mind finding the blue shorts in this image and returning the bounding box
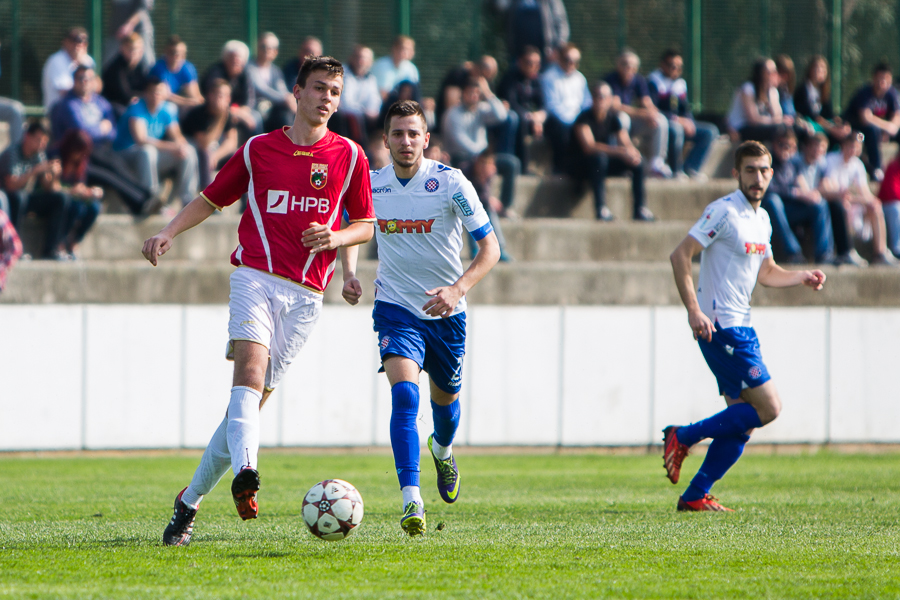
[698,325,771,399]
[372,301,466,394]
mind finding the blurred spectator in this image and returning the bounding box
[774,54,814,140]
[726,58,788,143]
[102,32,149,117]
[540,43,591,172]
[378,80,420,132]
[149,35,203,109]
[0,121,71,259]
[181,79,239,189]
[822,131,897,266]
[569,82,652,221]
[498,45,546,173]
[371,35,420,100]
[793,55,851,145]
[423,138,451,165]
[476,55,519,158]
[442,77,521,215]
[648,49,719,179]
[105,0,154,69]
[57,129,102,259]
[113,77,199,210]
[42,27,95,112]
[842,62,900,181]
[760,130,834,264]
[282,36,323,87]
[203,40,262,141]
[496,0,569,64]
[462,151,513,261]
[876,150,900,259]
[0,48,25,148]
[247,32,296,132]
[334,45,382,147]
[435,61,475,135]
[0,206,22,292]
[604,48,671,177]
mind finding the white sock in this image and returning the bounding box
[430,437,452,460]
[182,416,231,509]
[226,386,263,476]
[401,485,423,510]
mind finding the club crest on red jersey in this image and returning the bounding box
[311,163,328,189]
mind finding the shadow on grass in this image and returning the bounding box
[228,551,292,559]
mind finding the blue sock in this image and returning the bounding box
[682,433,750,502]
[431,399,460,447]
[677,403,762,447]
[390,382,420,489]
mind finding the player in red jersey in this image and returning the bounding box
[142,56,375,546]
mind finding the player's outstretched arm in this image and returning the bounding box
[757,255,826,290]
[424,231,501,319]
[141,195,217,266]
[670,234,714,342]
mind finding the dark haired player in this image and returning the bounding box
[143,56,375,545]
[665,141,826,511]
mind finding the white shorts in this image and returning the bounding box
[226,267,323,391]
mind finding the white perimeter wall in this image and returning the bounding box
[2,305,898,451]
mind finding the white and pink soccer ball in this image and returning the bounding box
[301,479,364,541]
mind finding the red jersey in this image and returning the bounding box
[201,128,375,292]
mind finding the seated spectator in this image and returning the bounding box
[149,35,203,109]
[498,45,546,174]
[203,40,262,141]
[648,49,719,179]
[102,32,149,117]
[462,151,512,261]
[181,78,239,189]
[540,43,591,172]
[378,80,420,133]
[442,77,521,215]
[876,151,900,259]
[247,32,295,132]
[842,62,900,181]
[760,130,834,264]
[0,205,22,292]
[726,58,789,143]
[604,48,670,177]
[794,55,851,145]
[57,129,102,259]
[569,81,653,221]
[334,45,382,147]
[371,35,420,100]
[282,36,323,87]
[0,121,71,259]
[0,48,25,147]
[113,77,199,210]
[42,27,95,112]
[476,54,519,158]
[434,61,475,135]
[822,131,897,266]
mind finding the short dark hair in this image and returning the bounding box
[383,100,427,134]
[873,62,892,76]
[25,119,49,137]
[295,55,344,88]
[73,64,93,78]
[775,128,797,145]
[144,76,165,88]
[166,35,184,49]
[805,132,829,146]
[206,78,232,94]
[519,45,541,59]
[734,140,772,170]
[660,48,681,63]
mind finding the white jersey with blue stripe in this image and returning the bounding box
[371,158,492,320]
[688,189,772,329]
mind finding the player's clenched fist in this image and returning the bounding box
[142,233,173,266]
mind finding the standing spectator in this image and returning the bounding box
[105,0,154,69]
[282,36,323,86]
[442,77,521,215]
[822,131,897,266]
[57,129,102,259]
[203,41,262,141]
[42,27,95,112]
[247,32,295,132]
[335,45,382,147]
[0,205,22,292]
[726,58,788,143]
[371,35,420,100]
[540,43,591,172]
[604,49,670,178]
[793,55,851,144]
[569,81,653,221]
[180,79,238,189]
[113,77,199,210]
[648,49,719,179]
[842,62,900,181]
[149,35,203,109]
[0,47,25,148]
[877,151,900,259]
[498,45,546,173]
[497,0,569,64]
[761,130,834,264]
[0,121,70,259]
[102,32,149,117]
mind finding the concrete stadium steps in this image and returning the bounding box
[5,258,900,307]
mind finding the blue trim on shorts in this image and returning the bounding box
[698,325,771,399]
[470,222,493,241]
[372,300,466,394]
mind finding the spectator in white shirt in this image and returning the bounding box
[371,35,420,100]
[540,43,591,172]
[42,27,96,112]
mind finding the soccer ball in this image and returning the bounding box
[302,479,364,541]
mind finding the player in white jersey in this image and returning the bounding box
[664,141,826,511]
[342,100,500,535]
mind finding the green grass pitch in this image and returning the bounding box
[1,449,899,599]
